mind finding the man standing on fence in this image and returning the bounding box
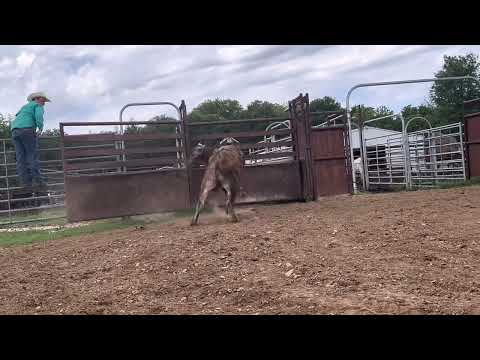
[10,91,50,191]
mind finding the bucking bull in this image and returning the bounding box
[189,139,244,226]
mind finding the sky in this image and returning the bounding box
[1,45,479,133]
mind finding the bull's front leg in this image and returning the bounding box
[191,178,216,226]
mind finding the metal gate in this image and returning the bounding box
[289,93,352,199]
[408,123,466,187]
[363,130,407,188]
[346,75,478,192]
[362,122,466,190]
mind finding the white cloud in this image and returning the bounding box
[66,63,108,97]
[16,52,36,69]
[0,45,479,132]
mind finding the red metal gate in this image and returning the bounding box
[310,126,353,197]
[289,93,352,199]
[464,98,480,178]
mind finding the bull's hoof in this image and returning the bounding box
[230,217,239,223]
[190,221,198,226]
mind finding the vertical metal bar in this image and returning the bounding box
[430,131,437,185]
[176,124,181,168]
[357,114,364,189]
[305,94,316,200]
[439,129,444,179]
[414,133,419,186]
[59,124,67,218]
[459,122,466,181]
[399,114,410,189]
[120,126,126,173]
[3,140,12,225]
[343,117,353,194]
[387,137,392,184]
[180,101,194,207]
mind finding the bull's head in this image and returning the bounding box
[190,142,211,165]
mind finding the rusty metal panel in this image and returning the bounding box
[465,112,480,178]
[189,161,302,207]
[312,159,351,196]
[65,169,189,222]
[289,93,314,201]
[310,126,346,159]
[310,127,351,197]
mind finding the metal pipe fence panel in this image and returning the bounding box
[0,136,66,227]
[363,132,407,187]
[408,123,465,187]
[360,123,466,190]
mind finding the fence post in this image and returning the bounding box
[357,111,368,191]
[342,114,354,194]
[288,93,315,201]
[2,140,12,225]
[180,100,194,207]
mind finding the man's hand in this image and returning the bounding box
[36,129,43,136]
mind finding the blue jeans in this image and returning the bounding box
[11,128,43,187]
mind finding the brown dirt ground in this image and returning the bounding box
[1,186,480,315]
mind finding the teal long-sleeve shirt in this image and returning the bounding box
[10,100,44,131]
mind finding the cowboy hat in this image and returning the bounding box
[27,91,51,102]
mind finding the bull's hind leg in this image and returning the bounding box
[222,188,229,215]
[223,178,239,223]
[191,178,216,226]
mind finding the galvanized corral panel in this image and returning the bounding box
[65,169,190,222]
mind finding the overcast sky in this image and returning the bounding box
[1,45,479,132]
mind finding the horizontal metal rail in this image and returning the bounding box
[0,215,66,227]
[0,203,65,214]
[62,121,181,127]
[0,182,64,192]
[0,194,65,204]
[187,116,291,126]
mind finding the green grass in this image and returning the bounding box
[0,204,211,248]
[0,208,67,227]
[0,217,145,248]
[433,177,480,189]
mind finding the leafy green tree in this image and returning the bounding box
[350,105,402,131]
[401,104,436,132]
[187,99,245,144]
[429,53,480,124]
[0,113,13,139]
[308,96,344,126]
[239,100,288,132]
[242,100,287,119]
[188,98,244,122]
[371,106,401,131]
[309,96,343,113]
